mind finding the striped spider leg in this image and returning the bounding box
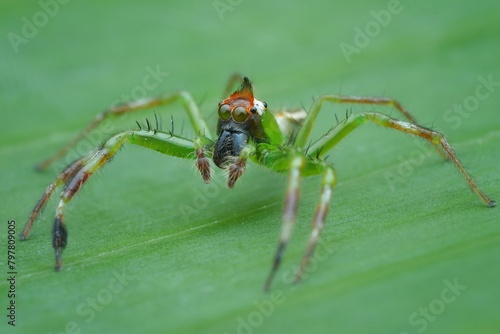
[263,92,496,290]
[21,131,212,270]
[295,95,496,207]
[21,90,214,270]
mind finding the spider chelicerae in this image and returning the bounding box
[20,75,495,290]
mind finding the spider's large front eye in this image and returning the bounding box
[218,104,231,120]
[233,106,248,122]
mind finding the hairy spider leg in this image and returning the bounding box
[19,155,92,241]
[264,154,305,291]
[309,112,496,207]
[36,91,212,171]
[295,95,447,158]
[23,129,205,270]
[257,147,337,290]
[294,165,336,284]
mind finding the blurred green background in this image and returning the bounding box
[1,0,499,333]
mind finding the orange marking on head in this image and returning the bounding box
[229,77,254,102]
[219,77,255,116]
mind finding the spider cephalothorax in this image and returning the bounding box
[21,75,495,291]
[213,77,268,168]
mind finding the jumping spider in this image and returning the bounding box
[20,75,495,290]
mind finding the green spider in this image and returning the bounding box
[20,75,495,290]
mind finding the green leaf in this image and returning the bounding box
[1,1,498,334]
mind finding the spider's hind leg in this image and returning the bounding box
[264,154,305,291]
[294,165,336,284]
[295,94,448,159]
[36,91,211,171]
[263,155,336,290]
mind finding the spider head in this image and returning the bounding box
[213,77,268,168]
[216,77,267,126]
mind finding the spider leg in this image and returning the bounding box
[23,129,203,270]
[264,154,305,291]
[309,112,495,207]
[36,91,212,171]
[294,166,336,284]
[19,155,91,241]
[295,94,447,159]
[51,147,117,270]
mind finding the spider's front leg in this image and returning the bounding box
[21,129,206,270]
[19,155,91,241]
[309,112,496,207]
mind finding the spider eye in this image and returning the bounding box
[233,106,248,122]
[263,102,267,109]
[218,104,231,120]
